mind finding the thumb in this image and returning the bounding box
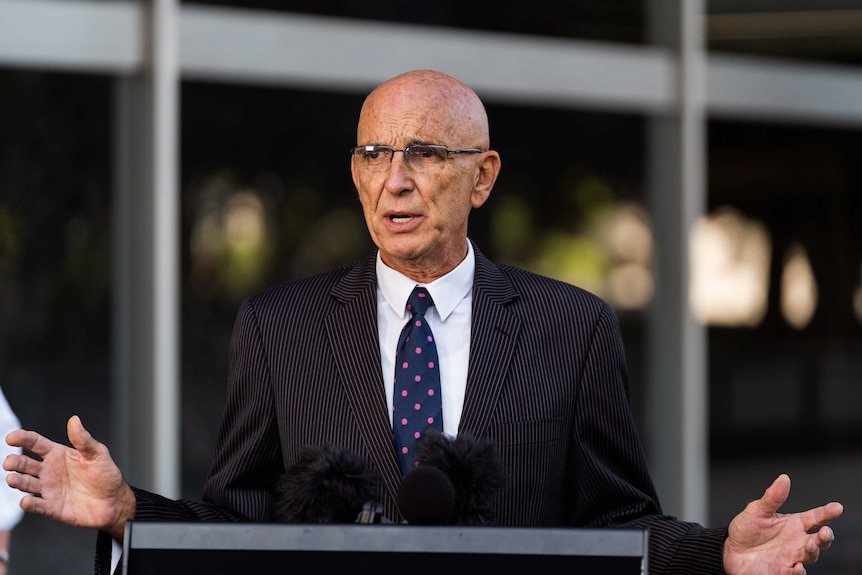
[67,415,100,458]
[758,473,791,515]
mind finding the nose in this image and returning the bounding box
[383,151,415,193]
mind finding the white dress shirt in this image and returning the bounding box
[375,241,475,437]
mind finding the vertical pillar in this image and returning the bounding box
[112,0,180,498]
[646,0,708,523]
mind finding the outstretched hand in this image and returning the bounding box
[4,415,136,541]
[724,474,843,575]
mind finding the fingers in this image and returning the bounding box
[8,417,103,461]
[757,473,792,515]
[5,452,44,496]
[19,494,51,517]
[802,535,821,563]
[5,428,55,458]
[798,501,844,532]
[815,526,835,551]
[795,527,835,568]
[6,465,42,496]
[66,415,101,458]
[3,453,42,478]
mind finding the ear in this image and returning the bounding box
[470,151,501,209]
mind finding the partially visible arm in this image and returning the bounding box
[0,389,23,574]
[0,529,10,575]
[0,387,24,534]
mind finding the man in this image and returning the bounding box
[4,70,843,574]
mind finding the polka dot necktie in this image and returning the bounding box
[393,286,443,476]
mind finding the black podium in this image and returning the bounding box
[123,521,648,574]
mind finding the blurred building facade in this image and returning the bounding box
[1,1,861,573]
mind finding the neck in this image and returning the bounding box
[382,243,470,284]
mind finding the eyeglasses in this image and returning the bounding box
[350,144,482,173]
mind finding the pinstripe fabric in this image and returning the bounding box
[100,244,727,575]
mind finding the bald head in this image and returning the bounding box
[358,70,491,151]
[351,69,501,282]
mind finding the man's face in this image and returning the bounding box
[351,81,497,282]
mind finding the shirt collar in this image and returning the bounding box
[376,241,475,322]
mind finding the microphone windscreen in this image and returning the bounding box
[397,465,456,525]
[275,444,380,523]
[415,431,505,525]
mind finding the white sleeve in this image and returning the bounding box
[0,388,24,530]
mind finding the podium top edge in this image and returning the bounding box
[125,521,648,557]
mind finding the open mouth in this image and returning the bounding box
[389,215,413,223]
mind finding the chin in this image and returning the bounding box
[378,237,429,261]
[382,248,426,268]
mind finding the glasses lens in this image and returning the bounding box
[353,146,393,171]
[405,145,447,171]
[352,145,456,172]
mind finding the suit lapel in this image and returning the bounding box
[459,247,523,439]
[324,254,403,505]
[322,247,522,502]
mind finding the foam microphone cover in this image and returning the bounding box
[415,431,505,525]
[275,444,380,523]
[397,465,456,525]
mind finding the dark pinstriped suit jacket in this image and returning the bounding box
[101,246,728,575]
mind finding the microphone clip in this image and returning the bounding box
[355,501,392,524]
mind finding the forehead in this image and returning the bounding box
[357,82,463,145]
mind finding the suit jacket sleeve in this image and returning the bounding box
[131,295,283,523]
[570,300,726,574]
[94,296,285,575]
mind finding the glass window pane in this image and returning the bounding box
[707,119,862,453]
[707,118,862,574]
[0,68,112,575]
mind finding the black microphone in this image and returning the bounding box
[413,431,505,525]
[274,444,381,523]
[397,465,457,525]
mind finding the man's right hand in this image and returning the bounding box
[4,415,136,541]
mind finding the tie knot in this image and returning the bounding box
[406,287,434,316]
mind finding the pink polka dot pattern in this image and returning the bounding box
[392,286,442,476]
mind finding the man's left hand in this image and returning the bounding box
[723,474,843,575]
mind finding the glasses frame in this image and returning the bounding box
[350,144,483,172]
